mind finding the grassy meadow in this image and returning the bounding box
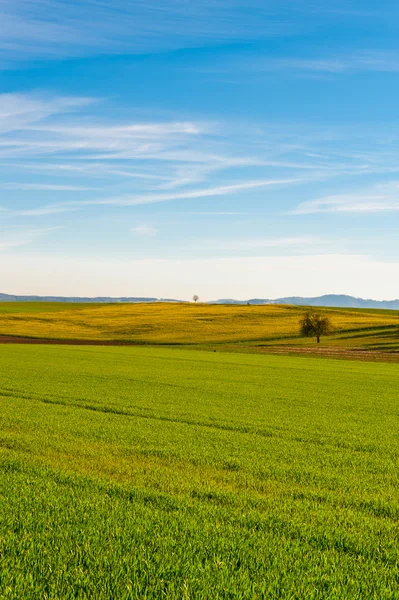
[1,344,398,598]
[0,301,398,350]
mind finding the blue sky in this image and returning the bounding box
[1,0,399,299]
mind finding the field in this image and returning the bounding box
[0,302,398,351]
[1,344,398,599]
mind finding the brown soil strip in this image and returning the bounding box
[255,345,399,363]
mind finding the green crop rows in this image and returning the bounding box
[0,345,398,599]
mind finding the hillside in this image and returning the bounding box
[0,293,168,303]
[0,301,397,351]
[213,294,399,309]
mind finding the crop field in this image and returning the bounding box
[1,344,398,599]
[0,303,88,315]
[0,302,398,350]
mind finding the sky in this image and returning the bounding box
[1,0,399,300]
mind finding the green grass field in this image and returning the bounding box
[1,344,398,599]
[0,302,89,314]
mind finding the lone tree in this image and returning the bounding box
[299,311,332,344]
[192,295,199,303]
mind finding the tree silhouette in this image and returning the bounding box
[299,311,332,344]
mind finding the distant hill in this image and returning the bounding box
[0,293,178,304]
[211,294,399,309]
[1,292,399,309]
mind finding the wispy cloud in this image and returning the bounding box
[4,92,399,225]
[29,122,204,138]
[4,94,345,217]
[0,1,307,64]
[59,176,312,210]
[130,225,158,237]
[187,211,247,215]
[0,93,258,192]
[0,93,92,134]
[0,93,231,195]
[0,205,76,217]
[292,182,399,214]
[201,49,399,79]
[219,236,330,250]
[254,52,399,75]
[9,176,310,217]
[5,162,175,183]
[0,225,61,250]
[2,182,97,191]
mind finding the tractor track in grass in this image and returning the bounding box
[0,335,137,346]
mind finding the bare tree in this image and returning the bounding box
[192,295,199,303]
[299,311,332,344]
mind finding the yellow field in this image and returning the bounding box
[0,302,397,348]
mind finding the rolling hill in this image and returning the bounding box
[0,301,397,352]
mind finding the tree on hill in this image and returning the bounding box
[299,311,332,344]
[192,295,199,303]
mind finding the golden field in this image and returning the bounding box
[0,301,397,349]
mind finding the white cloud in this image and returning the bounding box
[25,176,311,214]
[187,211,247,215]
[29,122,204,138]
[0,92,269,194]
[292,182,399,214]
[0,205,77,217]
[0,93,208,164]
[130,225,158,237]
[0,93,92,134]
[5,162,174,183]
[3,94,327,218]
[219,236,330,250]
[255,53,399,74]
[0,226,61,250]
[0,1,301,64]
[4,92,399,226]
[0,175,312,219]
[87,177,306,205]
[2,182,97,191]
